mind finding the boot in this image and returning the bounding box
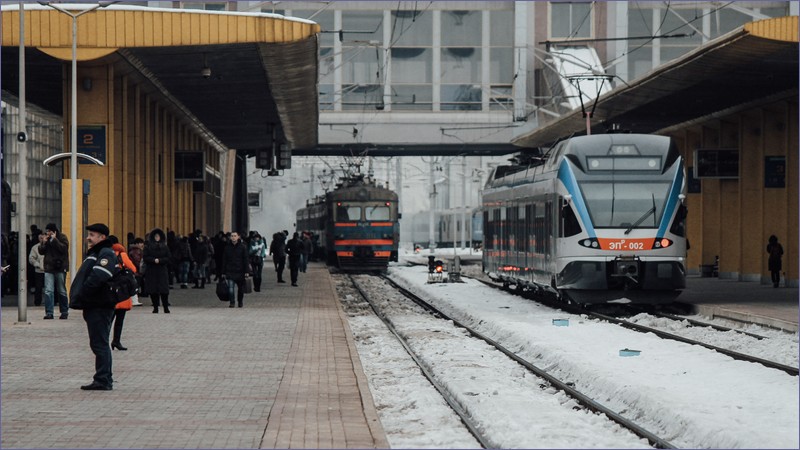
[254,279,261,292]
[163,300,171,314]
[200,278,205,289]
[152,297,160,313]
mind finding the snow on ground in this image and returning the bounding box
[344,275,650,449]
[334,281,480,449]
[626,312,799,367]
[341,259,798,449]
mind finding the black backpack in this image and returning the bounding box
[107,254,139,303]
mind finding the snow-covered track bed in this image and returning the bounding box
[474,277,799,375]
[386,265,799,448]
[341,273,659,448]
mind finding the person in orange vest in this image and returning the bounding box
[108,235,137,350]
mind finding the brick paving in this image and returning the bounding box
[1,263,387,449]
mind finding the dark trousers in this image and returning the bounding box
[289,259,300,284]
[32,272,44,306]
[274,257,286,281]
[251,260,263,291]
[151,293,170,309]
[82,308,115,387]
[112,309,126,343]
[771,270,781,286]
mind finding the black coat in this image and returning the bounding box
[68,239,118,310]
[222,240,250,282]
[143,228,171,295]
[286,238,303,264]
[38,231,69,273]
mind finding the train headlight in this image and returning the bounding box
[579,238,600,249]
[653,238,673,249]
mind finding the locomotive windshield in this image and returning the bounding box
[581,181,670,228]
[365,206,390,221]
[335,203,393,221]
[335,205,362,221]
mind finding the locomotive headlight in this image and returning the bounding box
[653,238,673,249]
[579,238,600,248]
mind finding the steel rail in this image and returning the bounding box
[380,274,676,449]
[472,277,799,377]
[346,275,495,449]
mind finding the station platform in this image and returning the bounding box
[679,275,799,333]
[0,263,388,449]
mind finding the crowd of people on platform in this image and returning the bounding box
[0,221,320,391]
[2,223,322,323]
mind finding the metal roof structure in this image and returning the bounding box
[1,4,320,152]
[513,16,799,149]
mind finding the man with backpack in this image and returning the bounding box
[68,223,119,391]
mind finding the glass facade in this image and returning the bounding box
[286,6,514,113]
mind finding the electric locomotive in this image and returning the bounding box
[296,174,399,272]
[482,134,687,303]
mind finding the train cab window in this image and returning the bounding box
[365,205,390,221]
[560,200,582,237]
[669,204,687,237]
[336,205,362,221]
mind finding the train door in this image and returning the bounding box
[499,206,507,267]
[516,203,525,271]
[507,204,517,268]
[545,199,554,272]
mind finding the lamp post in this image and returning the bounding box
[40,2,113,281]
[17,1,29,323]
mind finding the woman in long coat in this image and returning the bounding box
[143,228,171,313]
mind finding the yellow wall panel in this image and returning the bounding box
[739,110,764,278]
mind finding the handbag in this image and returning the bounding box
[115,297,133,311]
[216,279,230,302]
[107,255,139,304]
[242,276,253,294]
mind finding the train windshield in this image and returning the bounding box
[580,181,670,228]
[365,206,390,221]
[335,205,362,221]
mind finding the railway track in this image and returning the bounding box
[472,277,799,376]
[347,273,676,448]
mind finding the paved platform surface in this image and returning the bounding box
[1,263,388,449]
[680,275,798,332]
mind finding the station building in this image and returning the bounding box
[1,2,797,286]
[1,3,319,252]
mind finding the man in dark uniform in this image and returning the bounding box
[68,223,118,391]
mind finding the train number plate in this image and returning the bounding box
[597,238,653,251]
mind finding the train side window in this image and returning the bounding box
[560,200,582,237]
[669,204,687,237]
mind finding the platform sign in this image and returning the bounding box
[693,148,739,179]
[764,156,786,188]
[175,151,205,181]
[77,125,106,164]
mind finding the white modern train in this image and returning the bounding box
[481,134,687,304]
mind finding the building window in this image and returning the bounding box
[442,10,481,46]
[489,8,514,112]
[390,10,433,110]
[247,192,261,208]
[549,2,593,39]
